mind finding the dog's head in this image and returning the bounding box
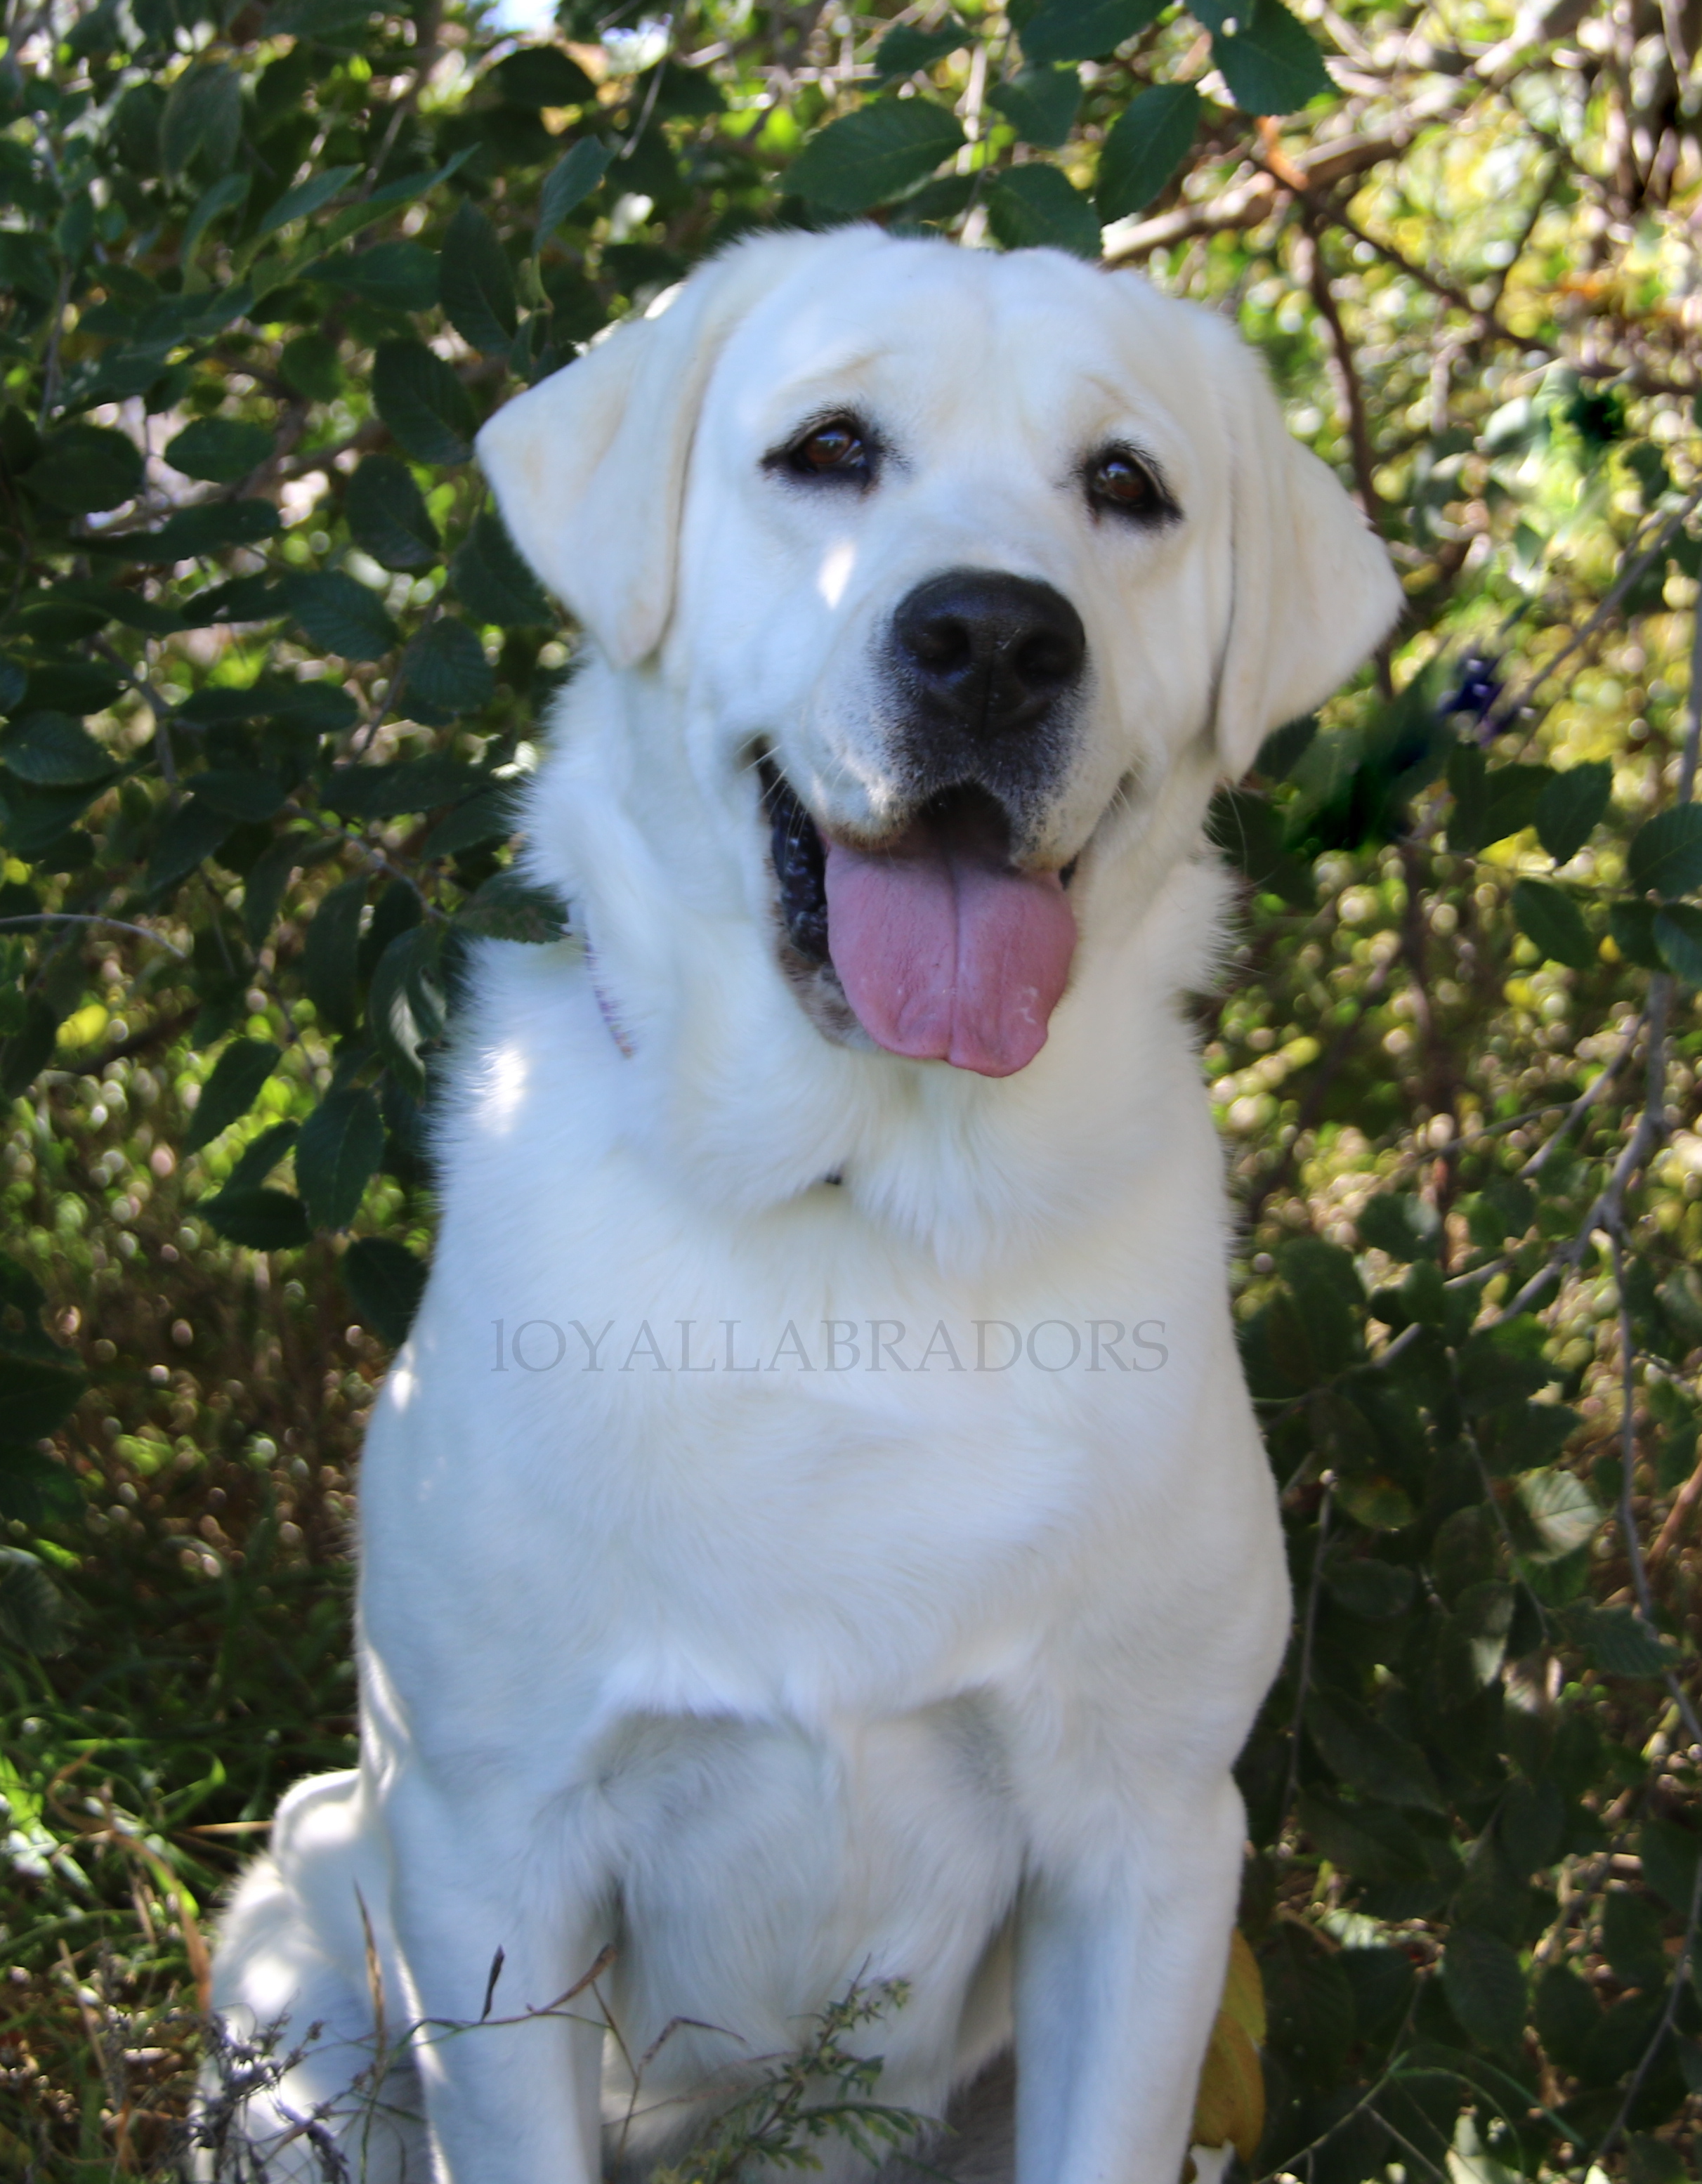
[480,230,1399,1081]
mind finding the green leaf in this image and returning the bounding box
[185,1039,281,1154]
[200,1184,310,1250]
[1210,0,1333,116]
[1333,1474,1415,1531]
[0,712,114,786]
[1456,1330,1550,1415]
[440,199,519,354]
[424,783,521,858]
[0,230,56,299]
[343,1236,428,1347]
[455,868,569,943]
[346,455,440,571]
[1095,84,1201,220]
[986,65,1082,149]
[1571,1603,1675,1678]
[116,501,283,562]
[1442,1927,1526,2055]
[1639,1818,1701,1916]
[1534,759,1611,864]
[1306,1690,1444,1811]
[1627,802,1702,898]
[302,241,438,312]
[1479,1401,1579,1476]
[267,0,374,37]
[160,62,242,177]
[1609,896,1664,969]
[189,767,287,821]
[178,679,356,733]
[1511,878,1592,969]
[1262,1921,1358,2073]
[787,100,967,213]
[985,165,1100,258]
[0,1546,64,1654]
[372,338,476,465]
[537,139,616,247]
[256,163,362,238]
[1321,1557,1415,1619]
[284,570,398,662]
[216,1120,300,1197]
[146,795,235,893]
[1020,0,1160,65]
[301,874,367,1034]
[1654,901,1702,985]
[181,171,251,263]
[368,924,447,1095]
[321,754,487,819]
[0,995,57,1099]
[24,424,144,515]
[1601,1890,1667,1991]
[451,513,552,627]
[1517,1468,1599,1562]
[0,1347,86,1438]
[1356,1191,1439,1262]
[242,835,315,948]
[280,332,344,403]
[164,417,274,484]
[874,18,971,79]
[401,618,494,715]
[492,46,598,105]
[295,1085,384,1231]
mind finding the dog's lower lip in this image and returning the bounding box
[761,759,831,963]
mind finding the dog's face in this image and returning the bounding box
[479,230,1399,1079]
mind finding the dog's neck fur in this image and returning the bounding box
[512,656,1233,1276]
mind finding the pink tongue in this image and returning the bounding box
[823,808,1076,1078]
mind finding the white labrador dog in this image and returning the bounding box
[207,228,1398,2184]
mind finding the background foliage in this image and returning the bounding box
[0,0,1700,2176]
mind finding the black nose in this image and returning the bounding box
[891,570,1086,737]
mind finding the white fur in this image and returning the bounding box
[209,229,1399,2184]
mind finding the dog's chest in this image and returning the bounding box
[593,1697,1023,2111]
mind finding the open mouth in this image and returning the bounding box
[759,759,1079,1079]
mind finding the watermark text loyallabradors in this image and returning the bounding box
[490,1319,1170,1375]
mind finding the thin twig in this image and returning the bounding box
[1491,483,1702,740]
[1296,204,1386,545]
[0,913,189,960]
[1520,1008,1647,1179]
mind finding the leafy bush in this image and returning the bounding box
[0,0,1700,2178]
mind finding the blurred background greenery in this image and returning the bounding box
[0,0,1701,2176]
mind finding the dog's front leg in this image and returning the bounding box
[387,1782,610,2184]
[1012,1773,1245,2184]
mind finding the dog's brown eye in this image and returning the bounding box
[1085,446,1173,523]
[787,418,871,482]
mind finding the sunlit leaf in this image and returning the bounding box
[372,339,477,466]
[1020,0,1160,65]
[985,165,1099,258]
[185,1039,281,1154]
[440,199,519,354]
[1095,84,1200,220]
[1512,877,1593,969]
[787,100,966,212]
[346,455,440,572]
[295,1086,384,1231]
[343,1236,429,1347]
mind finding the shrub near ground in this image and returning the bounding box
[1,0,1702,2178]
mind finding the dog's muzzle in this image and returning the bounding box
[762,569,1091,1080]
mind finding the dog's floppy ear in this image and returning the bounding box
[1203,320,1403,779]
[475,235,810,668]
